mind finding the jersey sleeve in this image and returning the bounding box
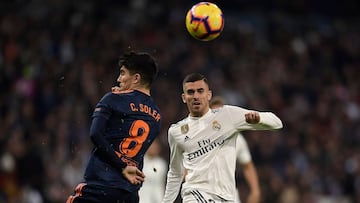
[236,134,251,164]
[162,126,184,203]
[257,110,283,129]
[90,93,127,170]
[92,92,113,119]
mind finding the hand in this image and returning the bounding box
[245,112,260,124]
[122,165,145,185]
[112,86,121,94]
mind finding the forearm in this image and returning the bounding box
[256,112,283,130]
[162,170,183,203]
[90,116,127,170]
[242,162,260,203]
[162,132,184,203]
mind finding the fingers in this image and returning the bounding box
[245,112,260,124]
[136,168,145,178]
[135,169,145,183]
[131,175,144,185]
[123,166,145,185]
[131,179,142,185]
[127,175,144,185]
[111,86,121,93]
[135,176,145,182]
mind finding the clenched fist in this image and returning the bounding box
[245,112,260,124]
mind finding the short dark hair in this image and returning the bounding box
[118,51,158,88]
[182,73,209,86]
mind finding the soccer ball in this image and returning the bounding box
[185,2,224,41]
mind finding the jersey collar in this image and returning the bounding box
[188,109,212,120]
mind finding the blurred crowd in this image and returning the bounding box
[0,0,359,203]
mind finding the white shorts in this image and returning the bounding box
[182,189,235,203]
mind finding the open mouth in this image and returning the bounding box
[193,101,201,106]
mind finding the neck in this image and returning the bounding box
[190,107,209,117]
[133,87,150,96]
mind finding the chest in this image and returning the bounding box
[175,118,235,152]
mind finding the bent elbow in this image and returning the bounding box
[276,120,283,129]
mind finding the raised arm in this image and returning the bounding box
[224,105,283,131]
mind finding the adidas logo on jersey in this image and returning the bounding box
[184,136,190,142]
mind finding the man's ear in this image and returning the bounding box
[182,93,186,103]
[133,73,141,84]
[208,90,212,101]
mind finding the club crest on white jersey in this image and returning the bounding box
[181,124,189,134]
[212,121,221,131]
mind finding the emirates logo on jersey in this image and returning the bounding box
[212,121,221,131]
[181,124,189,134]
[187,139,225,161]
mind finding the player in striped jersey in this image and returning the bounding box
[66,51,161,203]
[161,73,282,203]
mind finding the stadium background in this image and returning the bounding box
[0,0,359,202]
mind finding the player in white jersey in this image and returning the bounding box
[210,96,260,203]
[182,130,260,203]
[161,73,282,203]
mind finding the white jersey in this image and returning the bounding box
[236,134,251,164]
[234,134,252,203]
[139,154,167,203]
[162,105,282,203]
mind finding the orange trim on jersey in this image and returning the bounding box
[115,151,138,166]
[66,183,86,203]
[115,150,122,158]
[75,183,86,194]
[111,87,150,96]
[66,196,75,203]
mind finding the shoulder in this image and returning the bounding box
[96,92,114,104]
[210,105,247,116]
[102,92,114,99]
[101,91,129,99]
[223,104,246,110]
[170,117,189,127]
[100,90,140,102]
[221,105,249,114]
[98,92,122,104]
[168,117,189,134]
[96,91,132,110]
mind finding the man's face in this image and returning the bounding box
[116,66,136,91]
[182,79,212,117]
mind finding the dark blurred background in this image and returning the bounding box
[0,0,359,203]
